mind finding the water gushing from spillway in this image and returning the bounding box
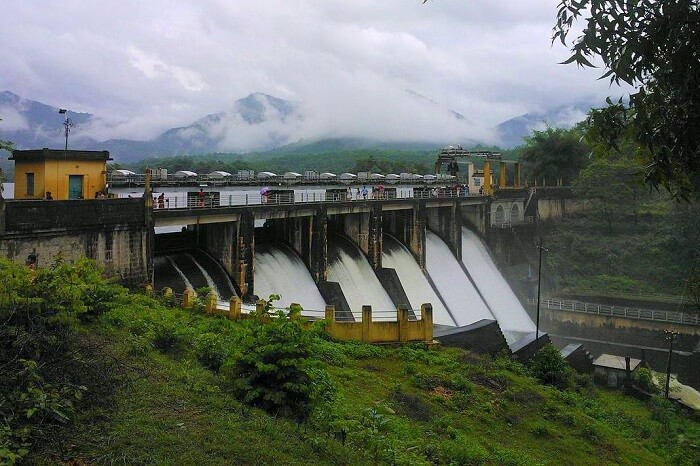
[327,235,395,319]
[154,252,236,301]
[382,235,456,326]
[461,228,536,340]
[425,231,495,327]
[254,242,327,311]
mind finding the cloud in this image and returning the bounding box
[0,1,623,146]
[0,107,29,131]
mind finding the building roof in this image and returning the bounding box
[593,354,641,371]
[10,148,112,162]
[174,170,197,177]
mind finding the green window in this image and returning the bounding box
[26,173,34,196]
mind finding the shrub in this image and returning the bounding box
[528,343,573,389]
[633,367,659,394]
[225,301,328,420]
[194,332,227,371]
[0,258,117,462]
[151,321,187,352]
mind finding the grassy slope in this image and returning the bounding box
[35,293,699,465]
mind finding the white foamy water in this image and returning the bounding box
[461,228,536,334]
[382,235,456,326]
[327,237,395,318]
[255,245,327,311]
[186,252,222,298]
[425,231,494,326]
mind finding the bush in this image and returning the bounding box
[528,343,573,389]
[0,258,120,462]
[633,367,659,394]
[194,332,227,371]
[225,302,329,420]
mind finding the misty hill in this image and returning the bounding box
[1,90,595,162]
[494,102,594,148]
[0,91,92,149]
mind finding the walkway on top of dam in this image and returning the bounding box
[152,188,488,227]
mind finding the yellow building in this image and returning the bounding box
[10,148,111,200]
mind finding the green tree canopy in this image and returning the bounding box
[521,126,590,185]
[554,0,700,198]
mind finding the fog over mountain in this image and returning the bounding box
[0,90,594,162]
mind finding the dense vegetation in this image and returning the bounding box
[554,0,700,199]
[1,258,698,465]
[129,145,520,178]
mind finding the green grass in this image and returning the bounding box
[31,292,700,465]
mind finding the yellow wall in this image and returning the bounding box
[14,159,107,200]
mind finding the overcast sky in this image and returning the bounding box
[0,1,623,145]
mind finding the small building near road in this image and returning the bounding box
[593,353,641,388]
[10,148,111,200]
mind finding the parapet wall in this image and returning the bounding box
[0,198,151,287]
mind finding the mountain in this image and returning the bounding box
[1,90,598,163]
[90,93,303,161]
[0,91,93,150]
[0,92,303,162]
[494,102,594,148]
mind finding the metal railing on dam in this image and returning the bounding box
[529,298,699,326]
[151,187,482,211]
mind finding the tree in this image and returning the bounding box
[574,157,646,232]
[521,126,590,185]
[553,0,700,198]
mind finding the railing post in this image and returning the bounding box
[325,305,336,323]
[162,287,173,298]
[229,296,241,320]
[205,292,217,315]
[183,289,195,308]
[421,303,433,341]
[397,305,409,342]
[362,305,372,342]
[289,303,302,320]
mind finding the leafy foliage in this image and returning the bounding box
[554,0,700,198]
[528,343,573,389]
[0,258,122,463]
[574,157,647,232]
[521,126,590,185]
[225,298,328,420]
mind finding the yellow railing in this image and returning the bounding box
[155,286,434,344]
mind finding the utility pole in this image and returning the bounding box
[664,330,678,399]
[58,108,73,151]
[536,237,548,340]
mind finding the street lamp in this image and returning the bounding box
[536,237,548,340]
[58,108,73,151]
[664,330,678,399]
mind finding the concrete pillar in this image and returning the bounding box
[362,305,372,342]
[0,196,5,235]
[183,289,195,308]
[229,296,241,320]
[162,287,173,298]
[205,292,217,315]
[427,202,462,261]
[499,162,507,189]
[143,169,153,209]
[235,210,255,296]
[515,163,522,189]
[309,207,328,282]
[483,161,492,196]
[421,303,433,341]
[410,203,427,271]
[367,204,383,270]
[398,305,409,342]
[325,305,335,323]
